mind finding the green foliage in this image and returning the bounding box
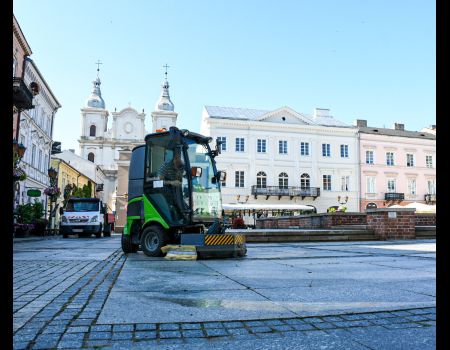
[16,200,44,224]
[328,207,337,213]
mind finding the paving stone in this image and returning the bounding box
[311,322,337,330]
[203,322,224,329]
[244,321,265,327]
[226,328,251,336]
[159,330,182,338]
[291,323,316,331]
[56,339,84,349]
[205,328,229,337]
[251,326,273,333]
[111,332,133,340]
[332,320,373,328]
[12,341,29,350]
[66,326,89,333]
[159,323,180,331]
[90,325,112,332]
[85,339,112,347]
[32,334,60,349]
[135,331,157,340]
[223,321,245,328]
[42,325,66,334]
[270,324,293,332]
[89,331,112,340]
[321,316,344,322]
[303,317,325,323]
[340,314,367,321]
[135,324,157,331]
[391,310,413,317]
[180,323,202,330]
[60,332,85,341]
[70,318,94,326]
[113,324,134,332]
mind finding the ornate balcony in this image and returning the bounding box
[424,194,436,204]
[384,192,405,201]
[251,186,320,200]
[13,77,34,111]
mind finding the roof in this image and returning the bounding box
[358,126,436,140]
[204,106,351,127]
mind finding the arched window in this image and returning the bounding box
[90,125,96,137]
[300,173,310,189]
[256,171,267,188]
[88,152,95,162]
[278,172,288,189]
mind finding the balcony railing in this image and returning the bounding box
[384,192,405,201]
[251,186,320,200]
[424,194,436,203]
[13,77,34,111]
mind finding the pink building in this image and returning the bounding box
[357,120,436,211]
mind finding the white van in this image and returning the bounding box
[60,198,112,238]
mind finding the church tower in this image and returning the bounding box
[151,65,178,132]
[79,63,109,163]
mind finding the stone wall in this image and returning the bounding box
[256,213,366,229]
[415,213,436,226]
[366,208,416,240]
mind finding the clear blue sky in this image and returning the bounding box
[14,0,435,153]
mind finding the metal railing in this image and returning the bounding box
[384,192,405,201]
[251,186,320,199]
[13,77,34,110]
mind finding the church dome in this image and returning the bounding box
[155,80,174,111]
[86,77,105,109]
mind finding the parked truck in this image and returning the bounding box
[60,197,112,238]
[121,126,247,258]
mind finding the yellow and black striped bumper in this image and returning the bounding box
[204,234,246,246]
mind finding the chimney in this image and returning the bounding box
[69,149,75,153]
[313,108,330,118]
[393,123,405,131]
[354,119,367,127]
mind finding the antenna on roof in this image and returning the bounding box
[95,60,102,77]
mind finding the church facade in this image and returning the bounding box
[78,70,177,228]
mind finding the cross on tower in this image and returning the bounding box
[163,64,170,80]
[95,60,102,77]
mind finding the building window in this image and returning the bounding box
[300,142,310,156]
[235,171,244,187]
[407,179,416,195]
[341,176,350,191]
[44,155,48,173]
[366,177,376,194]
[257,139,267,153]
[88,152,95,162]
[426,155,433,168]
[13,57,17,77]
[387,178,396,193]
[235,138,245,152]
[31,145,36,168]
[256,171,267,188]
[406,154,415,167]
[386,152,394,166]
[340,145,349,158]
[323,175,331,191]
[278,140,287,154]
[90,125,96,137]
[217,137,227,151]
[300,173,310,189]
[366,150,374,164]
[322,144,331,157]
[278,172,288,189]
[38,150,42,171]
[427,179,436,194]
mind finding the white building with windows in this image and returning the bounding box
[200,106,360,213]
[78,70,177,213]
[17,58,61,208]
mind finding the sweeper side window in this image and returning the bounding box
[144,138,190,225]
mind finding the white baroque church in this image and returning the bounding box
[78,70,177,213]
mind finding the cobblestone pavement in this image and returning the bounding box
[13,236,436,349]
